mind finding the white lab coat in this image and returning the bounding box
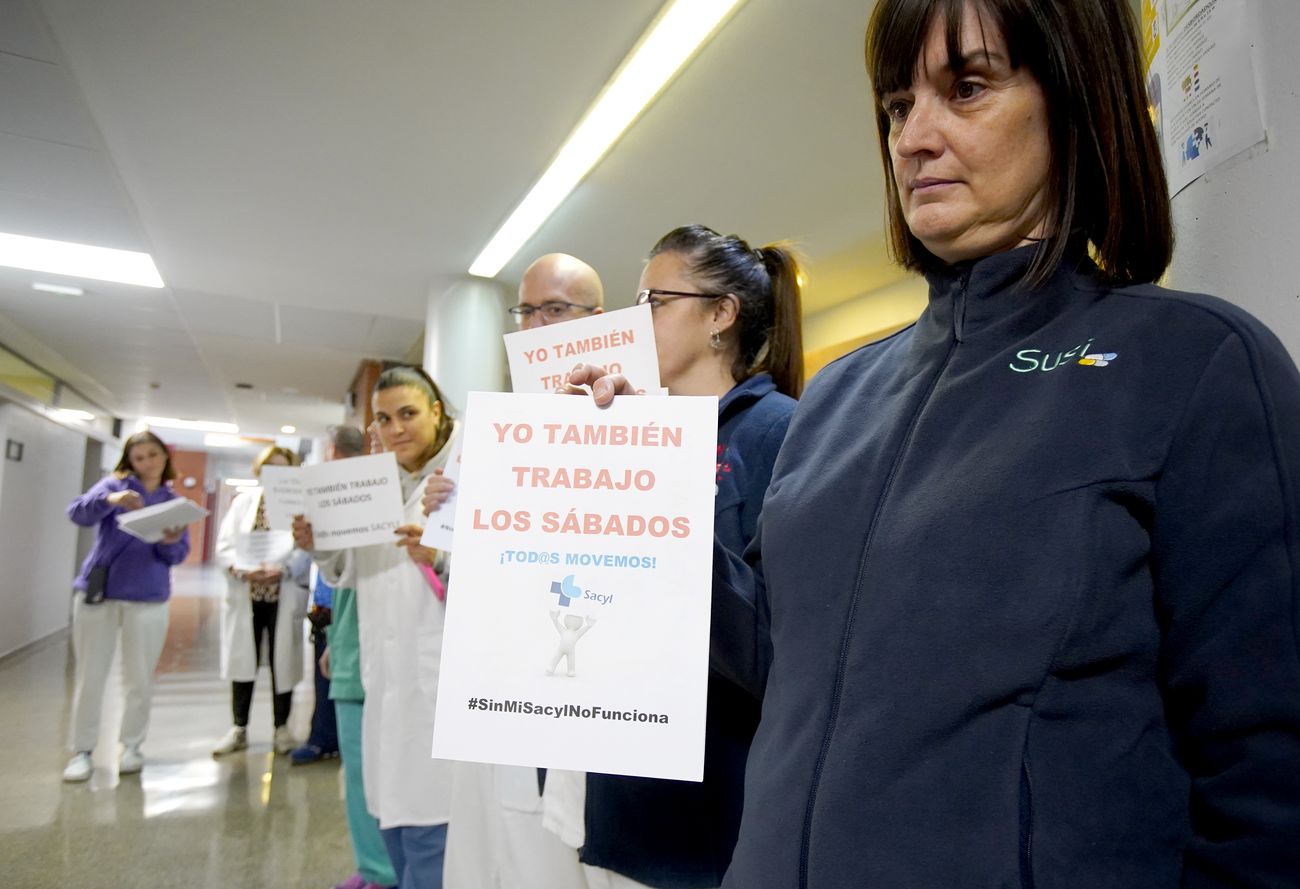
[215,490,308,686]
[315,441,454,829]
[444,762,587,889]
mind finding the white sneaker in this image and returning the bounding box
[272,725,297,755]
[212,726,248,757]
[119,744,144,774]
[62,752,93,783]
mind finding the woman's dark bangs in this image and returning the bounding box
[869,0,1015,96]
[868,0,942,96]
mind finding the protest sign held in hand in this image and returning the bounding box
[259,465,304,531]
[303,452,405,550]
[504,304,661,395]
[419,426,464,552]
[234,529,295,572]
[432,391,717,781]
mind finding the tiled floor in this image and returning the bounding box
[0,565,354,889]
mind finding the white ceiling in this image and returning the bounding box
[0,0,903,439]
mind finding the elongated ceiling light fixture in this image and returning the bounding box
[32,282,86,296]
[203,433,248,448]
[0,231,164,288]
[467,0,745,279]
[143,416,239,434]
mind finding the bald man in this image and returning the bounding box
[510,252,604,330]
[443,252,603,889]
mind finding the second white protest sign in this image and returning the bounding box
[504,304,660,394]
[304,452,405,550]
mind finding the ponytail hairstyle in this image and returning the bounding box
[113,430,178,482]
[649,224,805,398]
[374,365,455,461]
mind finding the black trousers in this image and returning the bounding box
[232,598,292,728]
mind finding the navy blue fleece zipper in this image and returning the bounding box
[796,267,970,888]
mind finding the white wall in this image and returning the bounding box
[1165,0,1300,361]
[0,402,88,657]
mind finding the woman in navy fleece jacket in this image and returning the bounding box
[571,0,1300,886]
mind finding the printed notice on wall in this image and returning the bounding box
[503,305,661,395]
[432,392,717,781]
[304,452,404,550]
[1143,0,1265,195]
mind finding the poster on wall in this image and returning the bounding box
[1143,0,1266,195]
[431,391,717,781]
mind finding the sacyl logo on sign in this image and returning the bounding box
[1009,338,1118,372]
[549,574,614,607]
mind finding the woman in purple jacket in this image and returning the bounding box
[63,430,190,783]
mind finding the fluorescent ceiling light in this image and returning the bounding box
[280,425,297,434]
[32,282,85,296]
[52,408,95,422]
[144,416,239,434]
[203,433,247,448]
[0,231,164,288]
[467,0,745,278]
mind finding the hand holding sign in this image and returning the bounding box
[291,514,314,551]
[561,363,641,406]
[422,469,456,516]
[396,524,439,567]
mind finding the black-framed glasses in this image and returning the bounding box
[635,289,729,309]
[507,301,600,324]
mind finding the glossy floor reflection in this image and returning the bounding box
[0,566,353,888]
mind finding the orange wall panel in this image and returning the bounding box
[168,448,208,565]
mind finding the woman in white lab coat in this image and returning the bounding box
[294,365,456,889]
[213,445,309,756]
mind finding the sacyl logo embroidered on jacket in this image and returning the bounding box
[1009,339,1118,372]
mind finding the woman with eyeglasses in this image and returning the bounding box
[540,224,805,888]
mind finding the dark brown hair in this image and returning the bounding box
[253,445,299,475]
[113,430,178,482]
[649,225,805,399]
[374,365,455,461]
[865,0,1173,286]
